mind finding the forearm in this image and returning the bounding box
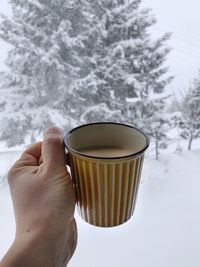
[0,235,59,267]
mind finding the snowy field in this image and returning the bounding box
[1,149,200,267]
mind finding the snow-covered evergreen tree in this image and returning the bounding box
[179,75,200,150]
[79,0,172,127]
[0,0,172,150]
[142,93,171,159]
[0,0,97,145]
[75,0,173,159]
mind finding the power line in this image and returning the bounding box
[171,48,200,64]
[142,1,200,43]
[151,27,200,63]
[142,2,200,53]
[154,26,200,52]
[158,19,200,44]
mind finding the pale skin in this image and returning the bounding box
[0,127,77,267]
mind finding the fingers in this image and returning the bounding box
[15,142,42,167]
[11,127,66,170]
[41,127,66,167]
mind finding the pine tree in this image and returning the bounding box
[77,0,173,159]
[179,75,200,150]
[142,93,171,159]
[0,0,172,152]
[80,1,172,110]
[0,0,97,145]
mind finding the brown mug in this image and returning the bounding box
[64,122,149,227]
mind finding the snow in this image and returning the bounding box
[80,102,122,123]
[126,96,140,103]
[1,149,200,266]
[0,186,15,257]
[118,39,143,48]
[0,151,21,180]
[124,75,138,85]
[27,0,44,10]
[125,15,138,28]
[111,44,124,58]
[148,91,171,100]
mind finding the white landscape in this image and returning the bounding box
[0,0,200,266]
[0,149,200,267]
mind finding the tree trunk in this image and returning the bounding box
[188,132,193,151]
[155,131,159,160]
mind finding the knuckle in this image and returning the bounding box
[37,163,58,177]
[21,153,32,161]
[17,154,33,166]
[39,164,69,181]
[7,168,15,184]
[43,164,56,175]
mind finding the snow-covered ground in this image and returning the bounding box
[0,150,200,267]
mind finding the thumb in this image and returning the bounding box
[41,127,66,167]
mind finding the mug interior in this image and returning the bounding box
[64,123,149,159]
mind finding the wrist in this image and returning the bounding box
[16,234,57,266]
[1,231,63,267]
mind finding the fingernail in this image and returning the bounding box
[45,127,62,136]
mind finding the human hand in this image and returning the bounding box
[1,127,77,267]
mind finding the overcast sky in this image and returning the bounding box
[0,0,200,99]
[143,0,200,98]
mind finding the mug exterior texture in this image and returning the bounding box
[65,122,149,227]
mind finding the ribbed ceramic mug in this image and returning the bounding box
[64,122,149,227]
